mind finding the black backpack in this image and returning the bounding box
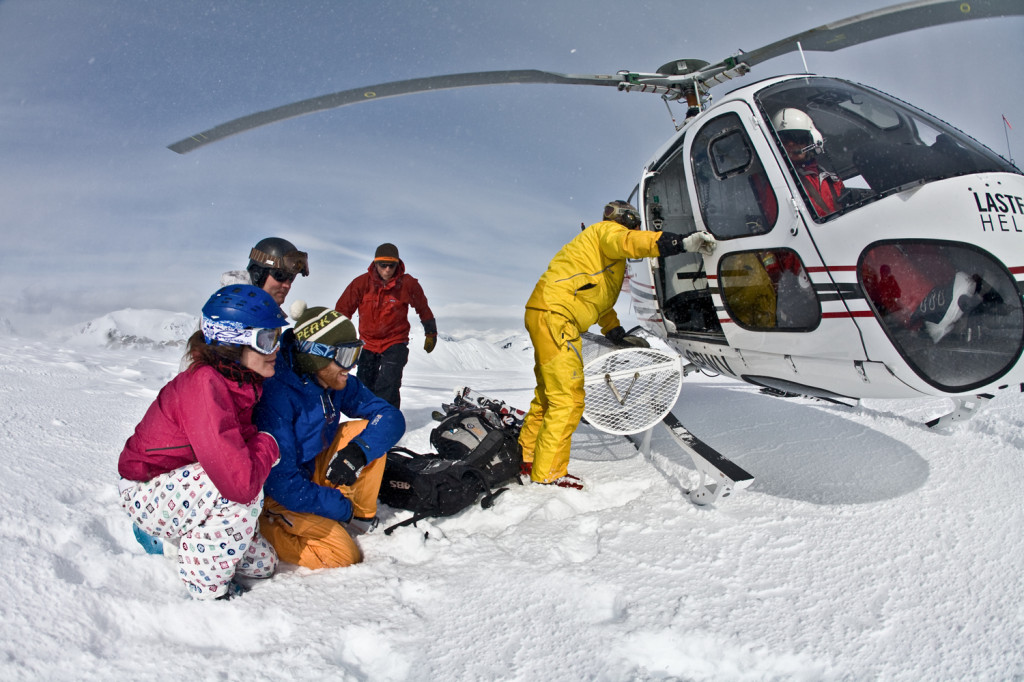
[379,410,523,534]
[430,408,508,459]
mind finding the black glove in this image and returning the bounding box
[657,232,687,257]
[605,326,651,348]
[325,442,367,486]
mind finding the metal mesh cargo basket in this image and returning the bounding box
[580,332,683,435]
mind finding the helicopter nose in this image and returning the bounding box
[859,241,1024,392]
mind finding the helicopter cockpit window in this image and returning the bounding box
[692,113,778,239]
[719,249,820,331]
[756,78,1018,220]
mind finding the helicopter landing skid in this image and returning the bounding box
[925,394,993,429]
[629,410,754,506]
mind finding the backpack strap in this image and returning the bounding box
[383,513,427,535]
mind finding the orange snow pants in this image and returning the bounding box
[260,419,385,569]
[518,308,586,483]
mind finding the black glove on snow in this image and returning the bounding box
[605,326,651,348]
[606,326,627,344]
[325,442,367,486]
[657,232,687,257]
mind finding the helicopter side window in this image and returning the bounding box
[692,113,778,239]
[860,240,1024,392]
[710,130,752,177]
[719,249,820,331]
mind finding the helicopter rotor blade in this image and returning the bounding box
[167,0,1023,154]
[699,0,1024,78]
[168,70,634,154]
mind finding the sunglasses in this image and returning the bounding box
[297,339,364,370]
[201,318,282,355]
[376,261,398,269]
[268,269,297,283]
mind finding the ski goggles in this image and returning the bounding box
[603,201,641,229]
[201,318,283,355]
[297,339,364,370]
[249,247,310,277]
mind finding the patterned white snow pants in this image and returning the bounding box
[119,463,277,600]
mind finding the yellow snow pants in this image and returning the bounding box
[518,308,585,483]
[260,419,385,569]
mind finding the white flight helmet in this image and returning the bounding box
[772,108,824,155]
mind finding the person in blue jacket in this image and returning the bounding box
[254,300,405,569]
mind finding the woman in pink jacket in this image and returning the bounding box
[118,285,287,600]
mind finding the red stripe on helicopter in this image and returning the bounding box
[1010,266,1024,275]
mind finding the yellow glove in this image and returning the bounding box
[424,335,437,353]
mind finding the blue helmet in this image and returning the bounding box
[201,285,287,352]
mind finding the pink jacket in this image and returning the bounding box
[118,365,279,504]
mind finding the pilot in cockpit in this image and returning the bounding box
[772,107,845,218]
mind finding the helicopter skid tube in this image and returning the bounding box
[628,410,754,506]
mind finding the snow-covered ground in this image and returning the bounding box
[1,310,1022,681]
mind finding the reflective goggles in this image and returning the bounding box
[603,202,641,229]
[249,247,310,277]
[201,318,282,355]
[779,130,813,146]
[778,130,820,155]
[375,260,398,270]
[297,339,364,370]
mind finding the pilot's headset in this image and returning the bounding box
[603,200,642,229]
[772,108,825,156]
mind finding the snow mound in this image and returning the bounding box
[62,309,198,348]
[408,332,533,372]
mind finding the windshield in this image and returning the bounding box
[755,78,1019,219]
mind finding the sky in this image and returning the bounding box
[1,0,1022,339]
[2,313,1023,679]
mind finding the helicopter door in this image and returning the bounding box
[642,138,723,339]
[687,106,866,363]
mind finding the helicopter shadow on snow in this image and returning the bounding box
[572,381,929,506]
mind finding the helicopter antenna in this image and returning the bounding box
[1003,114,1015,166]
[797,41,810,74]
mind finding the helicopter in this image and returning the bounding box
[168,0,1024,427]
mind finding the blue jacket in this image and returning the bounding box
[254,332,405,521]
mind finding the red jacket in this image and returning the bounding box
[118,365,279,504]
[335,261,434,354]
[796,162,844,217]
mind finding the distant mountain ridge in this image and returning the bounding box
[59,309,534,372]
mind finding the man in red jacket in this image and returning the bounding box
[335,243,436,408]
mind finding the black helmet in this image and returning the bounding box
[247,237,310,287]
[603,201,641,229]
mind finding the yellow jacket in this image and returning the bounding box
[526,221,662,334]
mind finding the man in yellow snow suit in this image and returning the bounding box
[519,201,717,488]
